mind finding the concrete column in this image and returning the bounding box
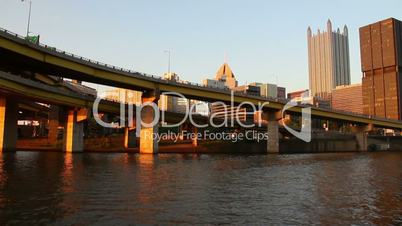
[0,97,18,152]
[191,126,198,147]
[355,132,368,151]
[266,111,281,154]
[124,127,137,149]
[48,105,59,146]
[178,124,183,141]
[124,112,137,149]
[139,90,160,154]
[352,124,373,151]
[63,109,87,152]
[267,121,279,153]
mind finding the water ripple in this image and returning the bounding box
[0,151,401,225]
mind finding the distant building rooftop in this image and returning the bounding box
[64,81,97,97]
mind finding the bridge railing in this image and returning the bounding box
[0,27,167,80]
[0,27,239,91]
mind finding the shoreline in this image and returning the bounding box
[13,146,401,155]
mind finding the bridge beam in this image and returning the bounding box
[139,90,160,154]
[265,110,282,154]
[63,108,87,152]
[0,97,18,152]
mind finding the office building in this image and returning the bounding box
[287,89,330,108]
[360,18,402,120]
[277,86,286,99]
[104,89,142,105]
[234,84,261,96]
[331,84,363,114]
[203,79,226,89]
[104,72,190,113]
[287,89,309,101]
[308,20,351,99]
[163,72,179,81]
[250,82,277,98]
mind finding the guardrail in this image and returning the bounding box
[0,27,261,97]
[0,27,163,80]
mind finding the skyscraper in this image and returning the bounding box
[307,20,351,99]
[360,18,402,120]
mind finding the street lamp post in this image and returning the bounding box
[22,0,32,37]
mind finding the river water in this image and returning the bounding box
[0,151,401,225]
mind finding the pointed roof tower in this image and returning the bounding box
[215,61,238,89]
[215,62,235,80]
[327,19,332,32]
[343,25,348,36]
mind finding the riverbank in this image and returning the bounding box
[15,135,402,154]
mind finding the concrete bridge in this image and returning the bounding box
[0,69,210,152]
[1,27,402,154]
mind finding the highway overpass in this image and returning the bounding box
[1,27,402,153]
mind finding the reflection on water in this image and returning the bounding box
[0,151,401,225]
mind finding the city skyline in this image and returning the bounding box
[0,0,401,94]
[1,2,402,225]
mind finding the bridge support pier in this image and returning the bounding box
[191,125,198,147]
[63,108,87,152]
[48,105,60,146]
[355,132,367,151]
[0,97,18,152]
[265,110,281,154]
[352,124,373,151]
[139,90,160,154]
[124,127,137,149]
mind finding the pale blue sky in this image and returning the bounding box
[1,0,401,93]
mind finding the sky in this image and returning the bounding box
[0,0,401,93]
